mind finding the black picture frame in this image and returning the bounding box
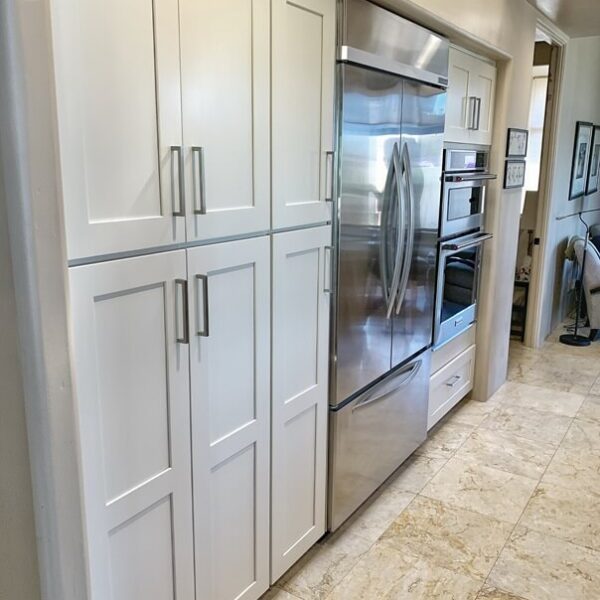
[504,160,526,189]
[506,128,529,158]
[585,125,600,196]
[569,121,594,200]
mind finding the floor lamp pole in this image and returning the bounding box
[560,213,592,347]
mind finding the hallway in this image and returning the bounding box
[265,333,600,600]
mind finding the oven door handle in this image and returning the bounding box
[386,143,405,319]
[442,232,493,252]
[445,174,497,183]
[395,142,415,315]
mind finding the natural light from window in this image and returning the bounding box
[526,65,549,191]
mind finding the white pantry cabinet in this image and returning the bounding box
[272,0,336,229]
[187,237,271,600]
[180,0,270,241]
[445,47,496,146]
[68,251,194,599]
[52,0,186,260]
[271,226,331,580]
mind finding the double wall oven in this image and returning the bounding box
[434,146,495,347]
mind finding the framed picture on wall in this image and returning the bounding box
[506,128,529,158]
[504,160,526,189]
[569,121,594,199]
[585,125,600,195]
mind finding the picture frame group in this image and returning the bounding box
[569,121,600,199]
[504,128,528,189]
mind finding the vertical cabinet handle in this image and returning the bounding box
[325,151,334,202]
[175,279,190,344]
[192,146,207,215]
[475,97,482,131]
[171,146,186,217]
[196,274,210,337]
[467,97,478,130]
[324,246,334,294]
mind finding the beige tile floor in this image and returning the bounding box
[262,331,600,600]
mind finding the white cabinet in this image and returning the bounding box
[445,47,496,146]
[272,0,336,229]
[271,226,331,580]
[68,251,194,599]
[52,0,186,260]
[187,237,271,600]
[180,0,270,241]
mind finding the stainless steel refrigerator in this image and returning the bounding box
[328,0,448,530]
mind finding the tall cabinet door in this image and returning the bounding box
[52,0,185,260]
[180,0,270,241]
[271,226,331,581]
[272,0,336,229]
[187,238,270,600]
[68,251,194,599]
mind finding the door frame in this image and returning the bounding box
[524,17,569,348]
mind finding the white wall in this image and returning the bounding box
[539,36,600,338]
[0,167,41,600]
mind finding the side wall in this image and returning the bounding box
[540,36,600,337]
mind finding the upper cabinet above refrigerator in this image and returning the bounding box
[445,47,497,146]
[271,0,336,229]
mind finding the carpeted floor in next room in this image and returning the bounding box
[261,326,600,600]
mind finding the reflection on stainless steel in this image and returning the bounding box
[329,0,448,532]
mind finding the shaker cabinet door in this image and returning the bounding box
[52,0,185,260]
[187,237,271,600]
[271,227,331,581]
[68,251,194,599]
[272,0,336,229]
[445,47,472,144]
[180,0,270,241]
[469,58,497,146]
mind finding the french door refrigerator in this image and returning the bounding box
[328,0,448,530]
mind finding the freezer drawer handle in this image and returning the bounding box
[196,274,210,337]
[175,279,189,344]
[353,360,422,412]
[192,146,207,215]
[445,375,462,388]
[325,151,335,202]
[171,146,186,217]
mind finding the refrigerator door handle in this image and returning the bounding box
[395,143,415,315]
[379,149,395,308]
[352,359,422,412]
[386,143,405,319]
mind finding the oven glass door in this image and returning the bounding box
[441,180,486,238]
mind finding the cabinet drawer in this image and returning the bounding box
[428,345,476,430]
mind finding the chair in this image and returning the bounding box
[573,236,600,340]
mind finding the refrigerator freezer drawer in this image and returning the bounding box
[328,350,430,531]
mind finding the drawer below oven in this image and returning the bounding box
[428,345,476,430]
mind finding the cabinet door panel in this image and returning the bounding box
[469,58,497,145]
[180,0,270,240]
[272,0,335,228]
[445,48,471,144]
[271,227,331,580]
[52,0,185,259]
[188,237,270,600]
[69,251,194,599]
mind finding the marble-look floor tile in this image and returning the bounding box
[328,541,483,600]
[589,374,600,397]
[476,587,527,600]
[443,397,503,427]
[542,442,600,494]
[421,457,538,524]
[488,526,600,600]
[278,528,372,600]
[561,417,600,451]
[260,587,302,600]
[495,381,584,417]
[386,454,448,494]
[519,483,600,552]
[455,428,555,480]
[480,404,572,446]
[340,488,415,544]
[415,421,473,459]
[577,395,600,423]
[381,496,513,580]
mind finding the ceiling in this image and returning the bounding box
[526,0,600,37]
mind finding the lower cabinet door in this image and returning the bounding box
[68,250,194,599]
[271,226,331,581]
[187,237,271,600]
